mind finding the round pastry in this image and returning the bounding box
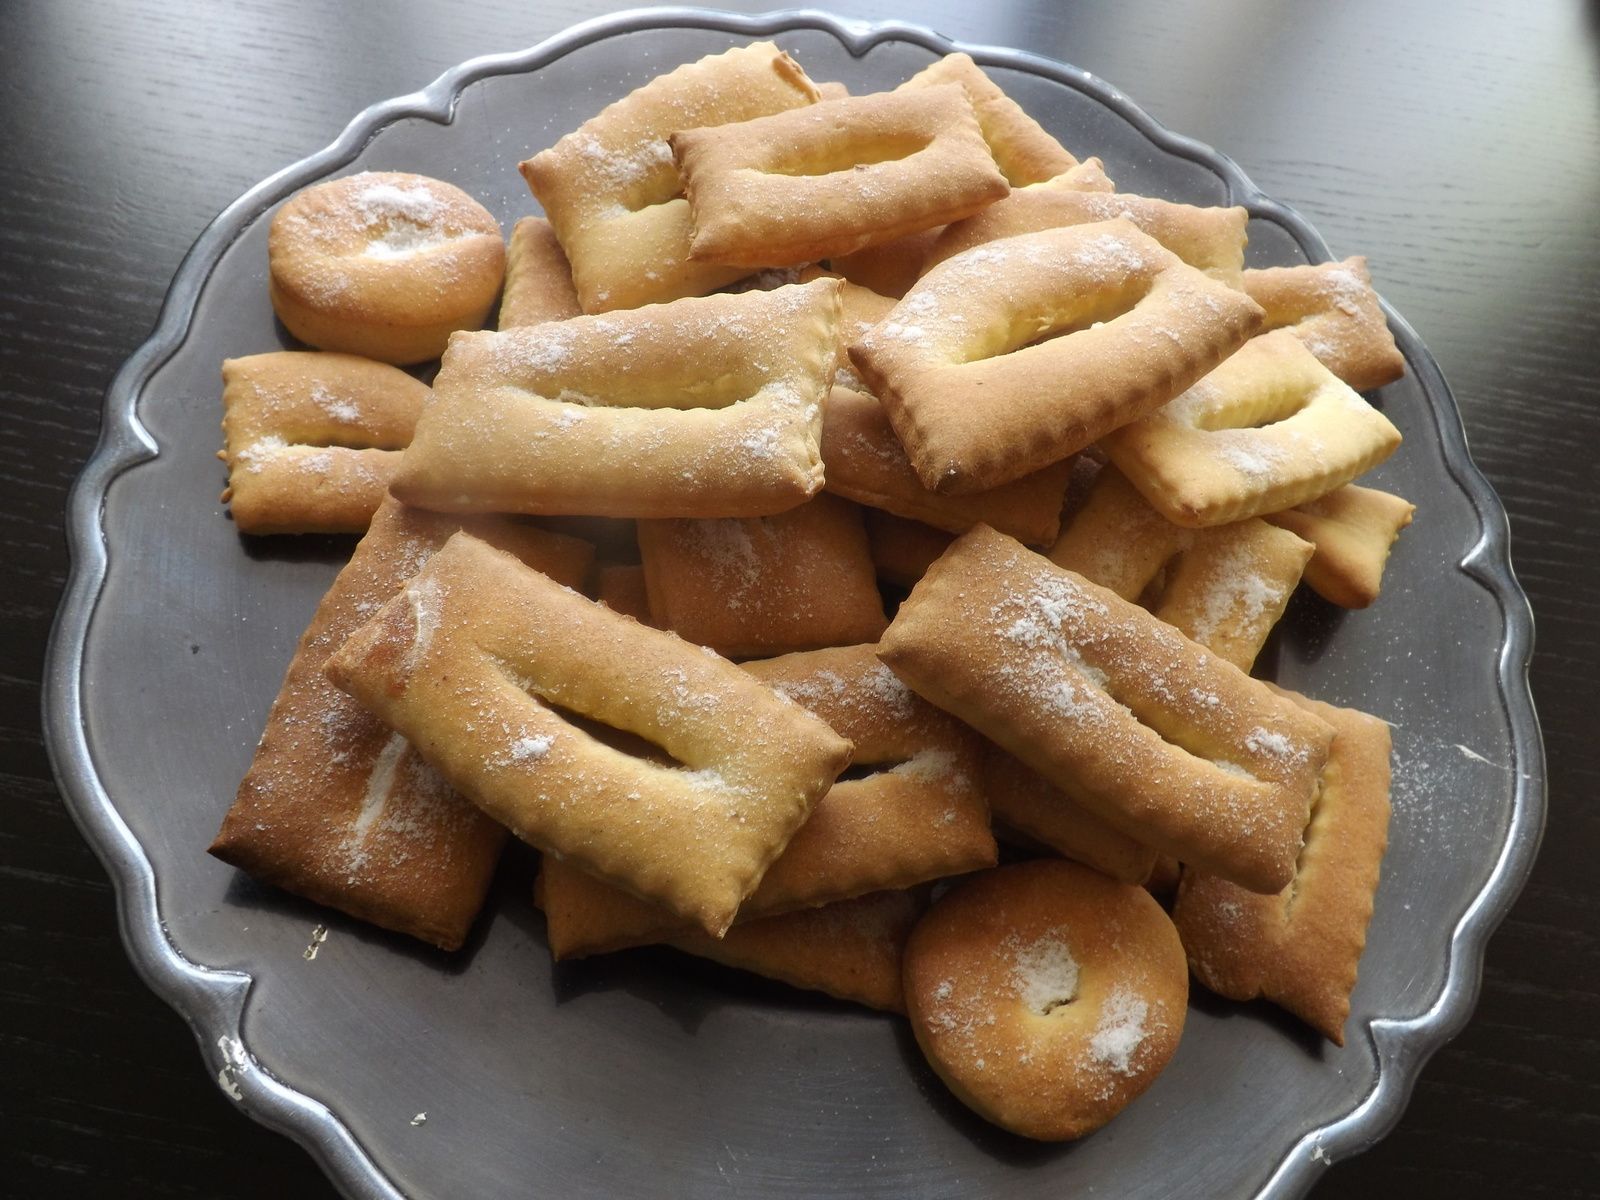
[903,859,1187,1140]
[268,171,505,365]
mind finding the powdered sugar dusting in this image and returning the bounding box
[1009,931,1080,1014]
[1089,983,1150,1074]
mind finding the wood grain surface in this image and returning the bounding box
[3,0,1597,1196]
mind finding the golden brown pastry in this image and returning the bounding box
[219,351,429,535]
[1265,484,1415,608]
[268,172,505,364]
[498,216,581,329]
[208,497,594,949]
[903,860,1188,1140]
[324,532,853,936]
[1242,256,1405,391]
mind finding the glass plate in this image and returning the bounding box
[43,8,1545,1198]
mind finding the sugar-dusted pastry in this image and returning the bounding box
[925,173,1250,284]
[1047,464,1313,670]
[877,525,1334,893]
[1173,691,1391,1043]
[520,42,820,312]
[851,220,1265,494]
[268,172,505,365]
[821,386,1075,545]
[498,216,581,329]
[637,494,888,658]
[391,279,842,518]
[903,860,1188,1141]
[595,563,652,623]
[208,497,594,950]
[980,745,1157,885]
[895,53,1077,186]
[863,509,954,588]
[324,532,852,936]
[1102,328,1403,527]
[798,268,897,391]
[828,156,1113,299]
[672,85,1009,269]
[1265,484,1415,608]
[218,352,429,535]
[539,643,993,958]
[1242,257,1405,391]
[670,888,923,1013]
[815,80,852,101]
[1152,519,1314,671]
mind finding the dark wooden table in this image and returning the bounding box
[4,1,1596,1196]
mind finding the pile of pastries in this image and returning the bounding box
[208,41,1410,1142]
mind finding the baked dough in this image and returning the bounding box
[219,351,429,535]
[1172,691,1391,1043]
[208,497,594,949]
[827,157,1113,299]
[538,643,994,958]
[896,53,1077,186]
[850,219,1265,493]
[595,563,652,623]
[637,494,888,658]
[520,42,820,312]
[1047,464,1313,670]
[863,510,955,588]
[324,532,853,936]
[268,171,505,364]
[1242,256,1405,391]
[903,860,1188,1141]
[1265,484,1415,608]
[925,172,1250,284]
[1102,328,1403,527]
[672,84,1009,268]
[391,279,843,517]
[821,386,1076,545]
[498,216,581,329]
[877,525,1334,893]
[981,744,1157,884]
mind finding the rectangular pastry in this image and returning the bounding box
[219,351,429,535]
[519,42,820,311]
[1172,691,1392,1043]
[208,497,594,949]
[876,524,1335,893]
[1265,483,1415,608]
[863,509,955,589]
[539,643,995,957]
[1241,256,1405,391]
[323,531,854,935]
[850,219,1264,494]
[672,85,1009,268]
[1102,328,1403,527]
[391,279,842,518]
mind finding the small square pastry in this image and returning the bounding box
[851,219,1265,494]
[1172,690,1392,1044]
[538,643,994,958]
[925,171,1250,285]
[208,497,595,949]
[821,386,1076,545]
[1265,484,1415,609]
[324,532,853,936]
[877,525,1334,894]
[391,279,842,518]
[219,351,429,535]
[520,42,820,312]
[497,216,581,329]
[672,85,1009,268]
[1242,257,1405,391]
[1102,328,1403,527]
[637,494,888,658]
